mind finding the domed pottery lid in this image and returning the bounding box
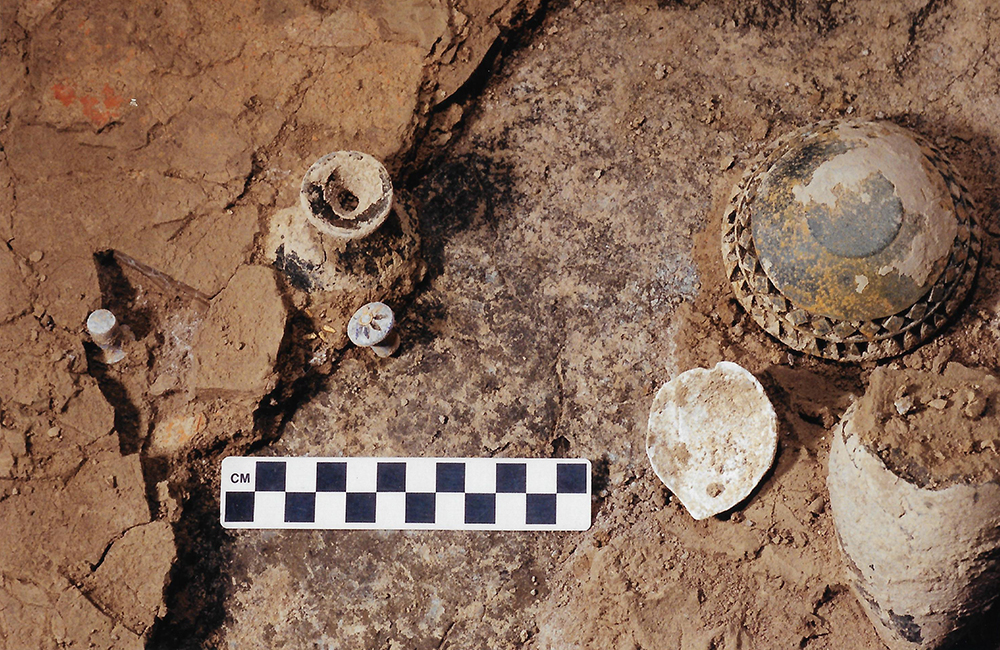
[722,121,981,361]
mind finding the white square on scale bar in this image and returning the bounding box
[314,492,346,528]
[376,493,406,528]
[435,493,465,528]
[556,493,592,530]
[495,493,527,530]
[285,458,316,492]
[346,458,378,492]
[253,492,285,528]
[526,460,557,493]
[464,458,497,493]
[222,457,256,491]
[405,458,437,493]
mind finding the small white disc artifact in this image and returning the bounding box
[86,308,126,364]
[347,301,400,357]
[646,361,777,520]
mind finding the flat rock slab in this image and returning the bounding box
[193,264,287,397]
[646,361,777,520]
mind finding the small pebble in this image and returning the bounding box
[28,250,43,263]
[964,392,987,419]
[46,426,60,438]
[750,118,770,140]
[149,374,179,396]
[894,394,914,415]
[928,398,947,410]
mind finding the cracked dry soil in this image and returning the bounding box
[3,0,1000,649]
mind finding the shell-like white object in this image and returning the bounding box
[646,361,777,520]
[347,302,395,347]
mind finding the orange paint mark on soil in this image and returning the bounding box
[102,84,123,110]
[52,83,76,106]
[52,81,124,127]
[78,94,111,126]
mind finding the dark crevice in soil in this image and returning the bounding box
[94,250,157,341]
[551,434,571,457]
[250,310,344,450]
[590,454,612,501]
[146,476,230,650]
[411,151,517,283]
[85,344,144,456]
[224,150,265,211]
[148,308,340,647]
[401,0,551,183]
[909,0,950,44]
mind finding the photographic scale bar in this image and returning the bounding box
[221,457,592,531]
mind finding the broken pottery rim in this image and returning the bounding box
[299,150,393,241]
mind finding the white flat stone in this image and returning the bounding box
[646,361,777,520]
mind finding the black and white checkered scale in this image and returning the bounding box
[221,457,591,531]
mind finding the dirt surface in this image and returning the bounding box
[0,0,540,647]
[854,362,1000,488]
[4,0,1000,649]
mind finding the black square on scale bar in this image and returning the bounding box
[496,463,527,493]
[316,462,347,492]
[225,492,255,522]
[346,493,377,523]
[405,493,436,523]
[284,493,316,523]
[526,494,557,525]
[436,462,466,493]
[556,463,588,494]
[256,461,286,492]
[377,462,407,492]
[465,493,496,524]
